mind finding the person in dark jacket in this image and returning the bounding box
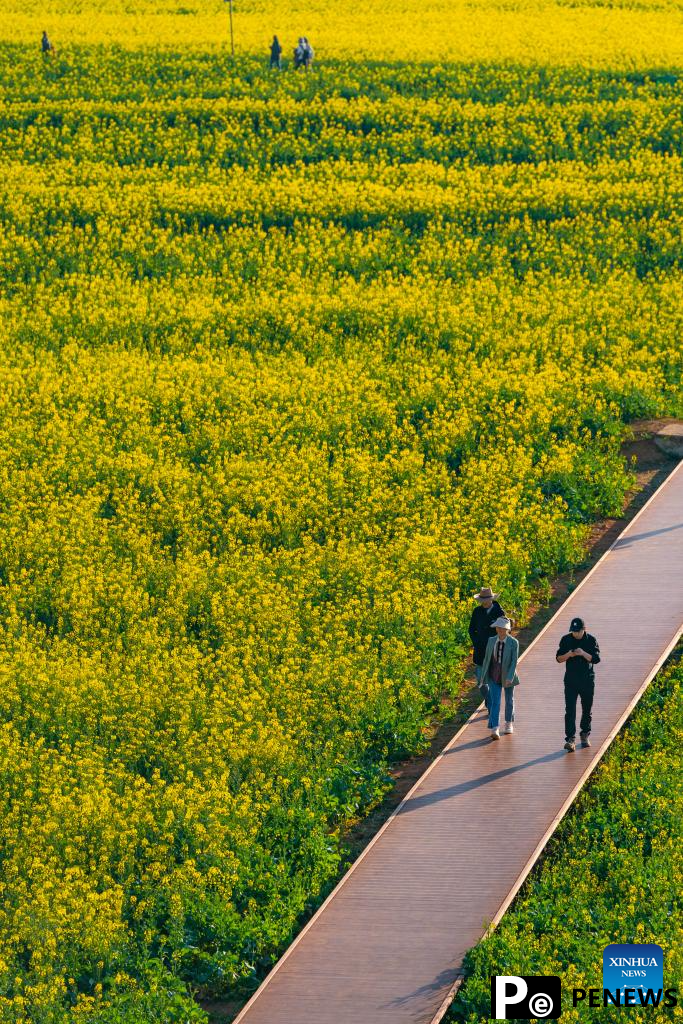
[270,35,282,69]
[556,616,601,752]
[468,586,504,706]
[41,30,55,56]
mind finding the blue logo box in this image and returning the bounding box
[603,943,664,1001]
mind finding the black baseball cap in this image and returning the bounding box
[570,616,585,631]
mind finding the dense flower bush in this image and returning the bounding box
[0,17,681,1023]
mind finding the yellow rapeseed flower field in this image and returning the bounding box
[0,1,682,1021]
[5,0,683,66]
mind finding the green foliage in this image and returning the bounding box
[0,42,681,1024]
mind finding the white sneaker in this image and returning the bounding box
[503,723,514,735]
[490,728,500,740]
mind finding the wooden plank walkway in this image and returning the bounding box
[233,460,683,1024]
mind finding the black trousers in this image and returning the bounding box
[564,678,594,741]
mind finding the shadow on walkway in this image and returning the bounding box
[383,969,463,1010]
[613,521,683,549]
[441,736,491,755]
[398,751,566,814]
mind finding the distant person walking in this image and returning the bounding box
[468,586,504,705]
[270,35,282,69]
[556,616,601,752]
[294,37,306,69]
[41,30,55,56]
[480,617,519,740]
[294,36,314,69]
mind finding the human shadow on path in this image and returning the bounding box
[397,750,566,815]
[441,736,492,755]
[614,521,683,549]
[382,968,463,1010]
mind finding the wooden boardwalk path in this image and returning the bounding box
[233,460,683,1024]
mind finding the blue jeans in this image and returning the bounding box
[475,665,490,709]
[487,682,515,729]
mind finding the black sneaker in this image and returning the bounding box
[564,739,576,752]
[580,733,591,748]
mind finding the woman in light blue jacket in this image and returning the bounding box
[479,616,520,739]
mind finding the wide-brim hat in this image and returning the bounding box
[474,586,499,600]
[492,616,512,630]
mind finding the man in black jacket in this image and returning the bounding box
[556,616,601,752]
[468,586,504,706]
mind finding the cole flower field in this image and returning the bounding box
[0,1,682,1021]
